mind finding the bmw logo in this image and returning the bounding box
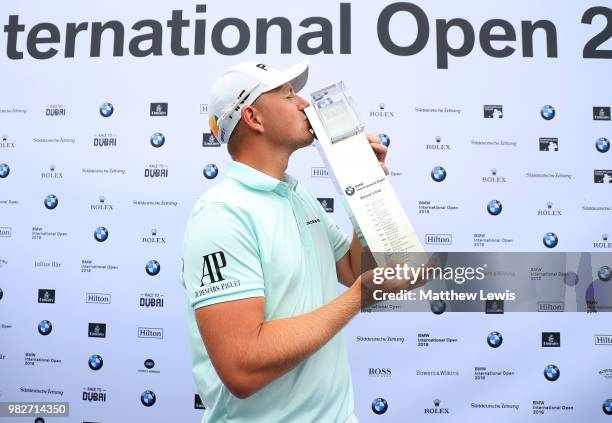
[203,164,218,179]
[141,390,156,407]
[94,226,109,242]
[487,200,502,216]
[345,186,355,196]
[44,194,58,210]
[145,260,161,276]
[38,320,52,336]
[430,300,446,315]
[0,163,9,178]
[544,364,560,381]
[598,266,612,282]
[596,137,610,153]
[372,397,388,415]
[99,102,114,117]
[431,166,446,182]
[540,105,555,120]
[144,359,155,369]
[603,399,612,415]
[150,132,165,148]
[543,232,558,248]
[88,354,103,371]
[378,134,391,147]
[487,331,503,348]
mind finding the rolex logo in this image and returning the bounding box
[379,103,385,110]
[435,136,441,143]
[547,201,553,209]
[491,168,497,176]
[50,164,55,172]
[99,196,105,204]
[604,234,609,242]
[151,228,157,236]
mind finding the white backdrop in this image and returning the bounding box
[1,1,611,421]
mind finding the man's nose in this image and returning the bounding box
[297,94,310,110]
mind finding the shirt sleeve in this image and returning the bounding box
[181,201,265,310]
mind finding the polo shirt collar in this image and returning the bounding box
[226,161,298,196]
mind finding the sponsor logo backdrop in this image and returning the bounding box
[1,0,611,421]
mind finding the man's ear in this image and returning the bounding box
[240,105,264,134]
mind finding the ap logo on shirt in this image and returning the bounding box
[201,251,227,286]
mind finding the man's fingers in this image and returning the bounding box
[370,141,388,162]
[366,132,379,143]
[366,132,388,163]
[380,162,389,175]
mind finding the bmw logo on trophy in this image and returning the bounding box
[304,82,423,266]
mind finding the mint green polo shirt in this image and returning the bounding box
[181,160,354,423]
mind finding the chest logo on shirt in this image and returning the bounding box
[306,218,321,226]
[201,251,227,286]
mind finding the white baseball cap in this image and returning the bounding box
[208,60,309,144]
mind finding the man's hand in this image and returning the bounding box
[366,133,389,175]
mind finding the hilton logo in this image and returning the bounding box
[539,138,558,151]
[88,323,106,338]
[37,289,56,304]
[311,167,330,178]
[594,233,612,249]
[45,104,66,117]
[142,228,166,244]
[0,227,12,237]
[86,293,111,304]
[426,136,451,150]
[138,327,164,339]
[538,302,564,312]
[482,168,507,183]
[317,198,334,213]
[91,196,113,211]
[594,170,612,183]
[150,102,168,116]
[483,105,503,118]
[369,103,395,118]
[595,335,612,345]
[93,133,117,147]
[425,234,452,245]
[144,164,168,178]
[425,399,449,414]
[593,107,611,121]
[202,133,220,147]
[195,394,206,410]
[537,201,562,216]
[41,164,63,179]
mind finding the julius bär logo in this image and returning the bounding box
[201,252,227,286]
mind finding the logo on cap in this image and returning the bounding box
[209,116,220,141]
